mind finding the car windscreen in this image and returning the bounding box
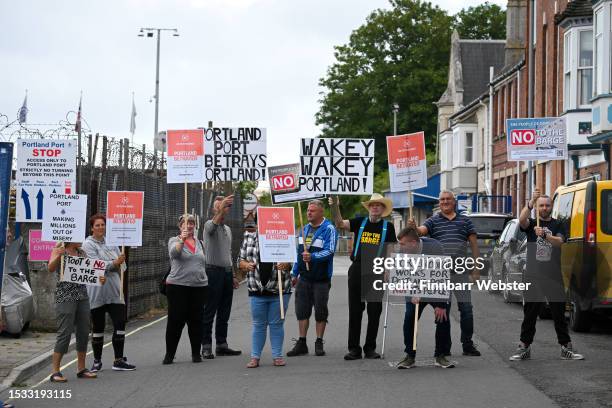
[470,217,508,235]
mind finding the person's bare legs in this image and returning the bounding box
[52,352,63,373]
[77,351,87,371]
[316,321,326,338]
[298,319,309,337]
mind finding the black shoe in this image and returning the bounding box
[314,338,325,356]
[216,346,242,356]
[286,338,308,357]
[364,350,381,359]
[201,347,215,359]
[112,357,136,371]
[343,350,362,360]
[462,344,481,356]
[162,354,174,365]
[192,354,203,363]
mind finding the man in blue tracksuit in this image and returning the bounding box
[287,199,338,357]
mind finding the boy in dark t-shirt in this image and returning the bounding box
[331,193,397,360]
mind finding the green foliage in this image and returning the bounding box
[234,181,258,198]
[315,0,506,218]
[453,2,506,40]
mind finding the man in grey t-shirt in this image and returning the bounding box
[201,195,241,358]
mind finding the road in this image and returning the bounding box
[2,256,611,408]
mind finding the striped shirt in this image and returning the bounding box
[423,212,476,258]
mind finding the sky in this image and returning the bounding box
[0,0,505,176]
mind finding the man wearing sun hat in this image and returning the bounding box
[330,193,397,360]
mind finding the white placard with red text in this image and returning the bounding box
[106,191,144,247]
[257,207,296,263]
[387,132,427,192]
[166,129,205,183]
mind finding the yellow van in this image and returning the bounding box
[552,177,612,332]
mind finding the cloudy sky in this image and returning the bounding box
[1,0,504,171]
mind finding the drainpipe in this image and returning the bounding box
[488,67,494,197]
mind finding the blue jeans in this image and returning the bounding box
[403,301,451,357]
[250,294,291,359]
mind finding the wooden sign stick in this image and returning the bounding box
[278,269,285,320]
[412,302,420,351]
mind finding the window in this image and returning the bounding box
[602,190,612,234]
[465,132,474,164]
[578,30,593,106]
[556,192,574,235]
[564,32,572,110]
[595,9,604,94]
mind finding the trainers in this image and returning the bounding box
[462,344,481,356]
[509,344,531,361]
[162,354,174,365]
[216,345,242,356]
[202,345,215,359]
[561,343,584,360]
[343,350,362,360]
[397,355,415,369]
[113,357,136,371]
[314,338,325,356]
[434,356,456,368]
[364,350,381,359]
[90,359,102,373]
[286,338,308,357]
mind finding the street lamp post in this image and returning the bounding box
[138,27,179,164]
[392,103,399,136]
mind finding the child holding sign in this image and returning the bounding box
[47,242,105,382]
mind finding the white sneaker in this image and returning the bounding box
[509,344,531,361]
[561,344,584,360]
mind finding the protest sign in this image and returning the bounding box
[61,255,106,286]
[386,254,452,302]
[257,207,296,263]
[15,139,77,222]
[106,191,144,247]
[386,133,427,192]
[28,229,55,261]
[204,127,267,181]
[269,163,324,204]
[506,117,567,161]
[166,129,205,183]
[299,138,374,195]
[0,143,13,294]
[42,194,88,243]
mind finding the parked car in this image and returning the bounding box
[489,218,526,295]
[468,213,514,276]
[553,177,612,332]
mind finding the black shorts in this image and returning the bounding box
[294,279,331,322]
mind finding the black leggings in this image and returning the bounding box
[165,284,208,358]
[91,303,127,360]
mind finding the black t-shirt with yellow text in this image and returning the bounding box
[349,216,397,264]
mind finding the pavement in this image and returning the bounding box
[0,256,610,408]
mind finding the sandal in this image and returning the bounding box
[2,403,15,408]
[246,358,260,368]
[76,368,97,379]
[273,358,286,366]
[49,372,67,383]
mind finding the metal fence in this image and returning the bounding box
[2,120,245,319]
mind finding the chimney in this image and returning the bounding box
[505,0,527,66]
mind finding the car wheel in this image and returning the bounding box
[488,263,500,294]
[569,286,593,332]
[502,269,512,303]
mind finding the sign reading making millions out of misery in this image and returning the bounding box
[299,138,375,195]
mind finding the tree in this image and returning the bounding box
[454,2,506,40]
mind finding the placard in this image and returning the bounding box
[204,127,267,181]
[42,194,88,243]
[269,163,324,204]
[506,117,567,161]
[387,133,427,192]
[28,229,55,261]
[166,129,205,183]
[15,139,77,222]
[387,254,452,301]
[106,191,144,247]
[61,255,106,286]
[299,138,374,195]
[257,207,296,263]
